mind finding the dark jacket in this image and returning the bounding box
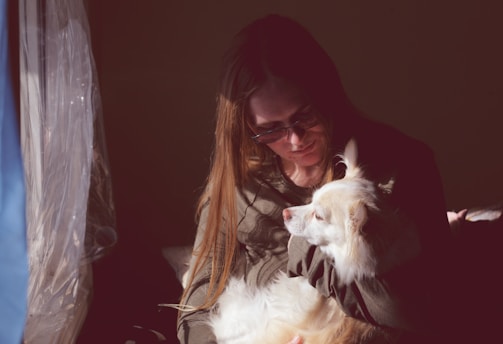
[288,118,453,343]
[177,118,453,343]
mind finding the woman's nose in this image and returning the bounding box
[287,126,306,144]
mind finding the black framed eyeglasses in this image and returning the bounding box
[250,112,320,144]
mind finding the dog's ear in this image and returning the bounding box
[345,200,368,234]
[338,138,363,179]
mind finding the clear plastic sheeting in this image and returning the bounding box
[19,0,116,342]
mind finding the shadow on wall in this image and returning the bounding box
[90,1,502,250]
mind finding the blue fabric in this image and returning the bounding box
[0,0,29,342]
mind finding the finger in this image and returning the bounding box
[458,209,468,219]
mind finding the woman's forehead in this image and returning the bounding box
[248,79,307,124]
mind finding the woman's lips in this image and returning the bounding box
[291,141,315,154]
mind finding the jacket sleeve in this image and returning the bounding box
[176,205,218,344]
[286,144,451,335]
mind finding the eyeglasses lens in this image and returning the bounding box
[252,114,318,144]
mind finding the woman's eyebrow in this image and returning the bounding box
[254,120,282,128]
[254,104,312,127]
[290,104,313,118]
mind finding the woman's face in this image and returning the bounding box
[248,79,328,168]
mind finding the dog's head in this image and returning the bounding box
[283,139,382,282]
[283,139,378,245]
[283,180,376,247]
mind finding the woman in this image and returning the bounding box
[177,14,452,344]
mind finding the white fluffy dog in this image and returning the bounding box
[283,139,380,286]
[208,139,402,344]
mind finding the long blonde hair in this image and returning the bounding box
[181,14,357,310]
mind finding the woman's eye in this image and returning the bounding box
[293,113,310,122]
[294,112,318,126]
[255,124,280,133]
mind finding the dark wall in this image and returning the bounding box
[90,1,503,229]
[80,1,503,342]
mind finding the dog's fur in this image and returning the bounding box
[208,139,403,344]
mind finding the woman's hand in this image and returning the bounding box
[287,335,303,344]
[447,209,468,231]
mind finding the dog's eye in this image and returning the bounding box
[314,212,324,221]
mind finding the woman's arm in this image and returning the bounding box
[176,206,218,344]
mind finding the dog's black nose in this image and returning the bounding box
[283,208,291,221]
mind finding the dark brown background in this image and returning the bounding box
[79,1,503,342]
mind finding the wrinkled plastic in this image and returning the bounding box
[19,0,116,342]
